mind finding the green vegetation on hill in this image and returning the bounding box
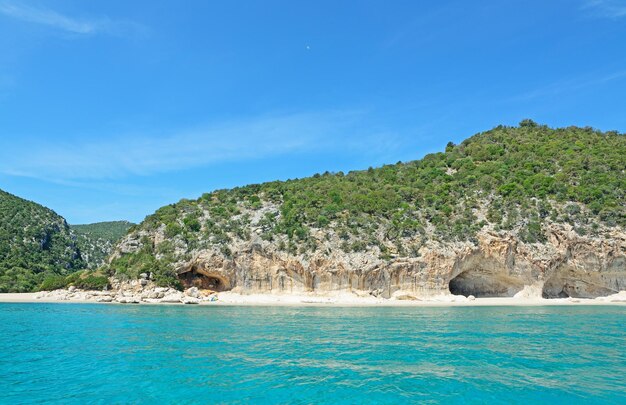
[71,221,134,269]
[0,190,84,292]
[109,122,625,284]
[39,270,110,291]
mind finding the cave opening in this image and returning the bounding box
[542,267,619,299]
[178,268,231,292]
[448,268,524,297]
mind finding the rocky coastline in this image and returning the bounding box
[112,221,626,301]
[34,276,217,305]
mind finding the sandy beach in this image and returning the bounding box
[1,291,625,307]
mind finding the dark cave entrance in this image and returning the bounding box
[178,268,231,292]
[448,268,524,297]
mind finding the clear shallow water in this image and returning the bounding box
[0,304,624,404]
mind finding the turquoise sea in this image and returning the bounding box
[0,304,624,404]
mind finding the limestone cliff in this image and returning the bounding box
[112,213,625,298]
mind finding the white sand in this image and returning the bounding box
[213,291,626,307]
[1,291,625,306]
[0,292,96,304]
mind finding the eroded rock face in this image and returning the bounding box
[151,223,625,299]
[111,216,626,298]
[542,264,625,298]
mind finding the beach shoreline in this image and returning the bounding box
[1,291,625,307]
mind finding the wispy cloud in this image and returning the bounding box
[581,0,626,18]
[0,111,403,182]
[0,1,147,37]
[508,69,626,102]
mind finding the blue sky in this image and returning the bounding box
[1,0,625,224]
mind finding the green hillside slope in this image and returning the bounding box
[71,221,134,269]
[0,190,84,292]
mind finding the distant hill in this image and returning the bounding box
[71,221,134,269]
[0,190,83,292]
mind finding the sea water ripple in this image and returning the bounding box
[0,304,624,404]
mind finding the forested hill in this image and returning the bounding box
[71,221,134,269]
[0,190,83,292]
[109,122,625,285]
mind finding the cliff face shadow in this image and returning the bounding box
[448,268,525,297]
[178,267,231,292]
[542,265,624,298]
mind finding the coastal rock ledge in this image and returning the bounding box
[112,223,626,300]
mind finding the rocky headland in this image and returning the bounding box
[104,124,625,301]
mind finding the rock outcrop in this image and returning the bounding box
[35,280,218,304]
[112,221,625,299]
